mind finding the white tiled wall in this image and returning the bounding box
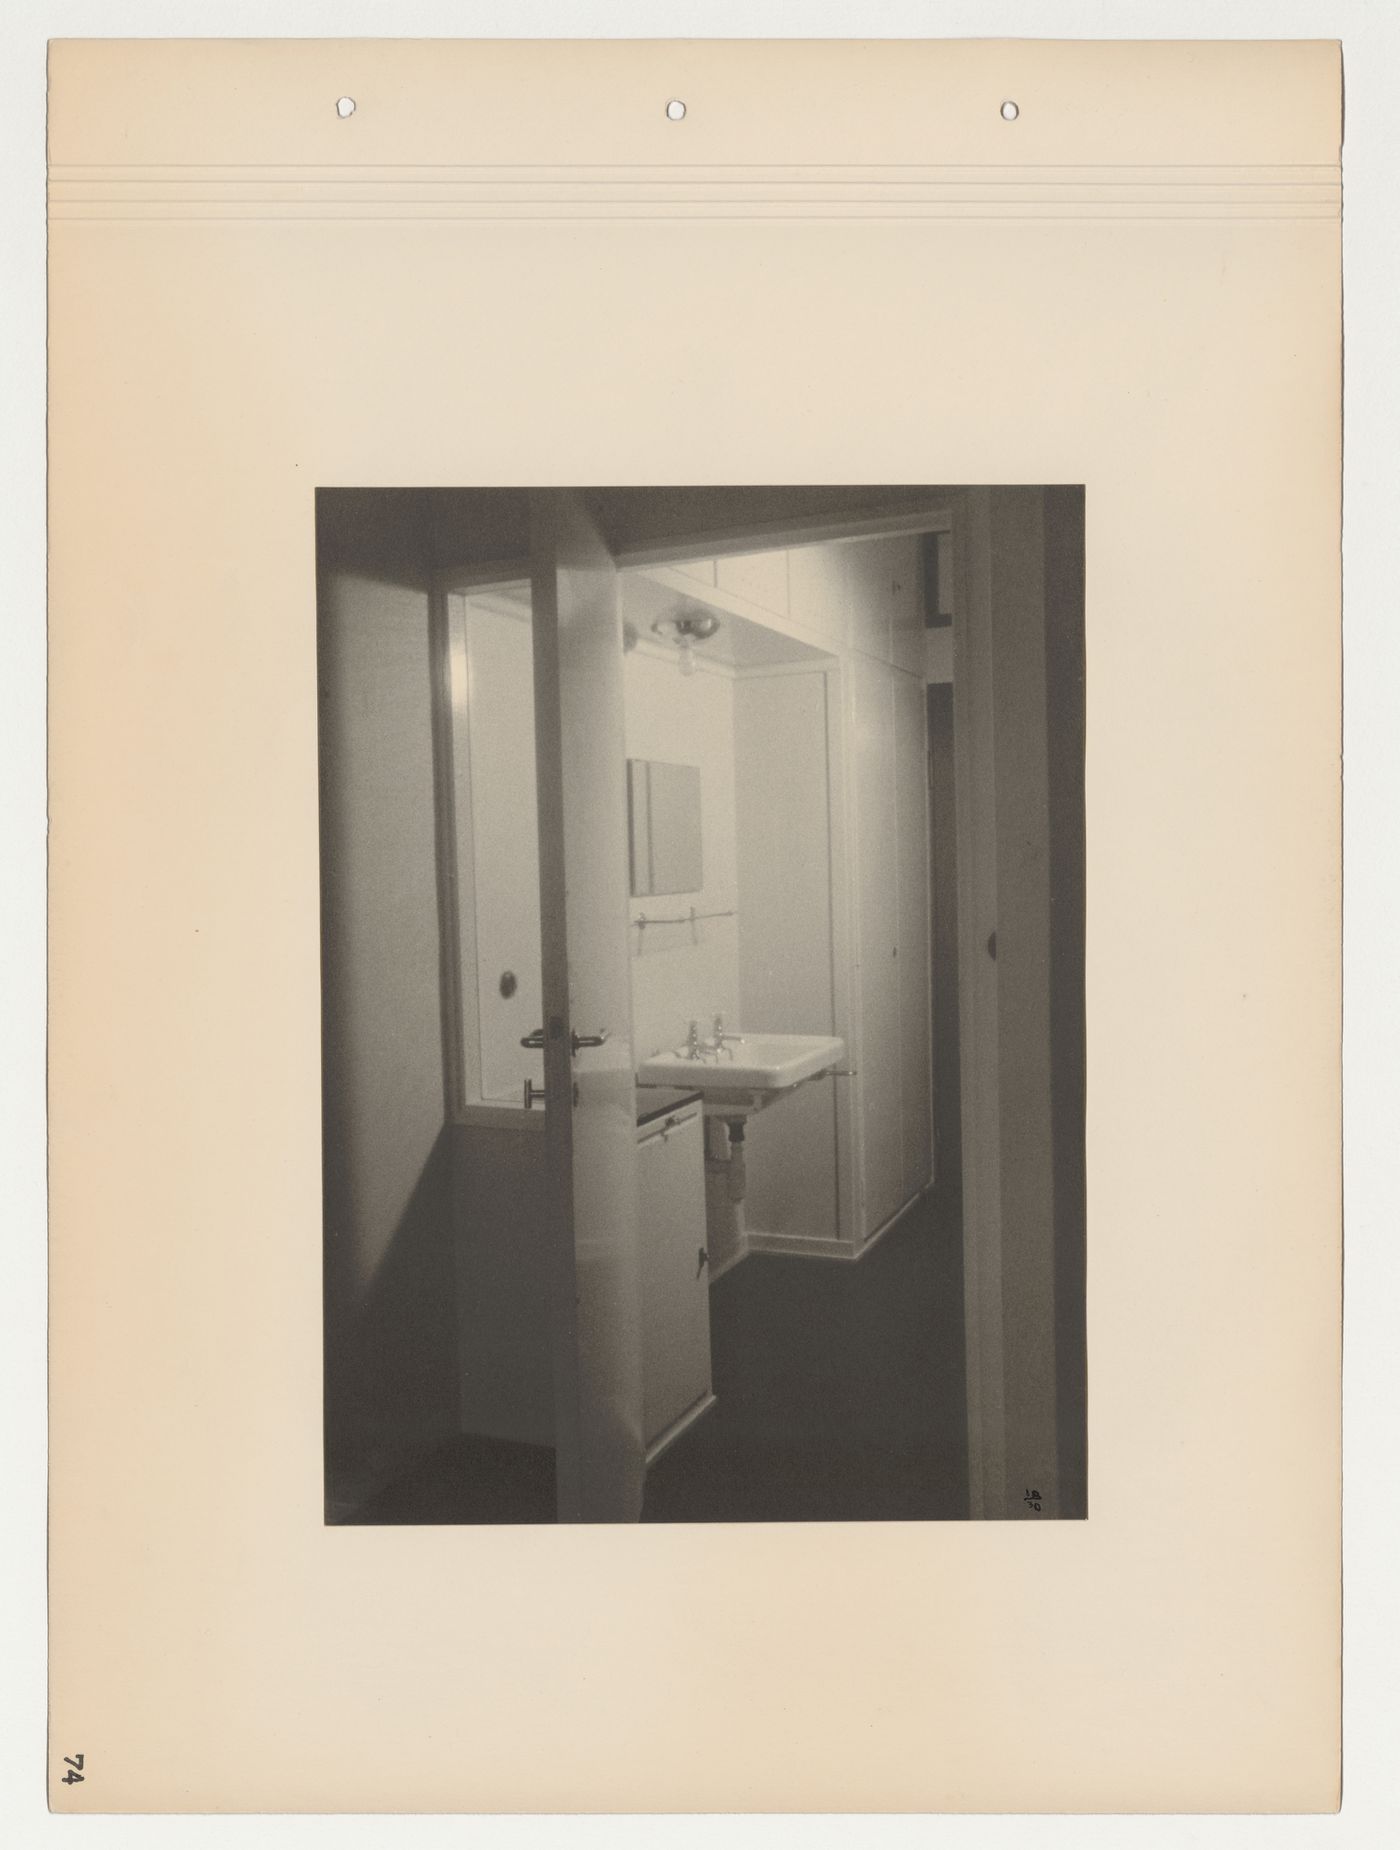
[623,648,741,1059]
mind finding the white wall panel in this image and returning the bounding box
[624,650,740,1058]
[317,510,458,1494]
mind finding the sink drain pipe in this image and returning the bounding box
[705,1114,747,1205]
[722,1119,746,1204]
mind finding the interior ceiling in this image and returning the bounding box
[396,485,960,575]
[587,486,961,561]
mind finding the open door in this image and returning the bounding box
[530,491,645,1522]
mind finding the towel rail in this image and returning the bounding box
[633,905,737,932]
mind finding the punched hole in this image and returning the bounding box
[1000,99,1019,121]
[336,96,356,119]
[665,98,687,121]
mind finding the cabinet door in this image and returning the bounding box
[734,669,840,1246]
[715,548,789,616]
[850,654,904,1234]
[637,1109,712,1445]
[786,541,847,649]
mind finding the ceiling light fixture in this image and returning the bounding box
[651,606,721,677]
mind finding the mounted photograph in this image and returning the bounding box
[316,485,1086,1526]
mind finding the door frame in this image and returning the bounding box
[950,486,1086,1521]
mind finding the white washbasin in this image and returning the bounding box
[637,1032,845,1115]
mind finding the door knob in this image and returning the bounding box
[522,1078,546,1109]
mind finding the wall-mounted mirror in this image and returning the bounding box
[628,758,703,896]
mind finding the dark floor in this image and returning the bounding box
[345,1184,967,1525]
[644,1184,968,1522]
[346,1429,555,1524]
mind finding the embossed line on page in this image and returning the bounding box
[48,162,1342,223]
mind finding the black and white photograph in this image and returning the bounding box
[27,16,1365,1821]
[317,486,1086,1526]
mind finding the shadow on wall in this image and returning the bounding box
[317,485,466,1520]
[323,1125,459,1517]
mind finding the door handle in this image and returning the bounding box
[522,1078,546,1109]
[523,1027,609,1053]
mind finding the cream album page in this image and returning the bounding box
[47,37,1341,1813]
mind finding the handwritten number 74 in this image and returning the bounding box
[61,1754,85,1785]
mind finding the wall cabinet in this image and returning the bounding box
[730,533,936,1250]
[786,541,847,647]
[734,669,842,1249]
[847,652,934,1239]
[637,1101,713,1455]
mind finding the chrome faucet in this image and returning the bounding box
[686,1016,741,1061]
[710,1013,740,1059]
